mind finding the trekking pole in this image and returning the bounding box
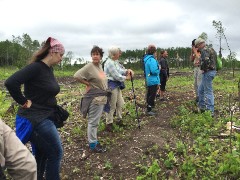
[130,72,141,129]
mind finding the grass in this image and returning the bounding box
[0,66,239,179]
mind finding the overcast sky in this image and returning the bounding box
[0,0,239,60]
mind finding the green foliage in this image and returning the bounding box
[167,75,193,92]
[164,151,177,169]
[1,64,239,179]
[0,34,40,68]
[0,91,11,118]
[136,159,161,180]
[0,67,19,80]
[104,161,113,170]
[217,151,240,177]
[176,140,186,154]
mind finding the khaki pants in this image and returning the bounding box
[106,87,124,124]
[194,66,202,97]
[0,119,37,180]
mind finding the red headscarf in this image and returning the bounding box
[47,37,65,54]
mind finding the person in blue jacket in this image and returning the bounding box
[144,45,160,115]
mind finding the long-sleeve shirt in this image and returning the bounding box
[4,61,60,126]
[159,57,169,77]
[104,59,127,82]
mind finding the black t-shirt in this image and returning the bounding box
[159,57,169,77]
[5,61,60,126]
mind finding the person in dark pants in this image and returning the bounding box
[159,50,169,101]
[5,37,65,180]
[144,45,160,115]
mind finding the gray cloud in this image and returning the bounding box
[0,0,239,60]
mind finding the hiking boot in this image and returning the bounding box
[147,111,156,116]
[195,96,199,103]
[90,143,107,153]
[199,108,205,113]
[194,108,205,114]
[116,119,124,126]
[105,123,113,132]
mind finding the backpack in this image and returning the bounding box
[216,56,223,71]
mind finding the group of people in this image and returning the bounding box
[1,36,217,179]
[2,38,135,179]
[74,45,134,153]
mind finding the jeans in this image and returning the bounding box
[198,70,216,113]
[30,119,63,180]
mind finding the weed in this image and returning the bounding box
[136,159,161,180]
[104,160,113,170]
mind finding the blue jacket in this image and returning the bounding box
[144,55,160,86]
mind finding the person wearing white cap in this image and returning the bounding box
[195,38,217,117]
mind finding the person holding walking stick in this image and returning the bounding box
[104,46,134,132]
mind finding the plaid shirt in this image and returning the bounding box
[104,59,127,82]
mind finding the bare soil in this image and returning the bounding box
[57,76,193,180]
[0,72,194,180]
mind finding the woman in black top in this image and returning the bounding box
[158,50,169,101]
[5,37,65,180]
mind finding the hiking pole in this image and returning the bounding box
[130,72,141,129]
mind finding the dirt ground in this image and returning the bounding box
[57,76,193,180]
[0,73,193,180]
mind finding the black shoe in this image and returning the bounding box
[116,119,124,126]
[156,94,160,98]
[147,111,156,116]
[195,96,199,103]
[193,108,205,114]
[90,143,107,153]
[106,123,113,132]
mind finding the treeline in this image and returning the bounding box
[0,34,239,70]
[120,47,194,69]
[0,34,40,67]
[0,34,74,68]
